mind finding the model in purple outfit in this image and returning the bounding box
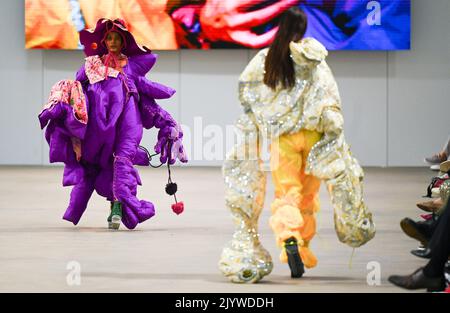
[39,18,187,230]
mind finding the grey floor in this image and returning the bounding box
[0,166,434,293]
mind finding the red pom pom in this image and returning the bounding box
[91,42,98,50]
[171,202,184,215]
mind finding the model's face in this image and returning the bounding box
[106,32,123,53]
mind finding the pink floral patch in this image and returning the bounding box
[43,80,88,124]
[85,55,119,84]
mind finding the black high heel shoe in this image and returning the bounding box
[284,237,305,278]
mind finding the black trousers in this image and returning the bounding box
[424,199,450,278]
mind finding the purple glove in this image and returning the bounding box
[155,124,188,165]
[138,93,187,165]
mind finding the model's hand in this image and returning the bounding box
[155,125,188,165]
[71,137,82,162]
[200,0,300,48]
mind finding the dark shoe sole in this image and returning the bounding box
[410,249,432,259]
[400,219,430,246]
[286,245,305,279]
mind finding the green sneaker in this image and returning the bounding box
[107,202,113,228]
[109,201,122,230]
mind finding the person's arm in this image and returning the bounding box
[302,62,376,249]
[137,76,175,100]
[139,93,187,165]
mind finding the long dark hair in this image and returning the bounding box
[264,7,307,90]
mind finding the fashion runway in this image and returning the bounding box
[0,166,430,292]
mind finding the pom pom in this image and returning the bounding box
[171,202,184,215]
[165,182,178,195]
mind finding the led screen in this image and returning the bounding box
[25,0,411,50]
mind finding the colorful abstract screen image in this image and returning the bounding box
[25,0,411,50]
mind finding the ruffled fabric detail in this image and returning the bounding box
[137,76,175,99]
[85,55,120,84]
[269,199,304,246]
[127,54,158,77]
[268,189,318,268]
[290,37,328,66]
[41,79,88,124]
[279,241,318,269]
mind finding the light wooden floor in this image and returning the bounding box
[0,166,434,293]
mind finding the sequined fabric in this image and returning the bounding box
[220,38,375,283]
[219,113,273,283]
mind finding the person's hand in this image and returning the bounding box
[200,0,300,48]
[155,125,188,165]
[71,137,82,162]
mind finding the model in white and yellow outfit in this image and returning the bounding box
[219,37,376,283]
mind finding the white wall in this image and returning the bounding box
[0,0,449,166]
[387,0,450,166]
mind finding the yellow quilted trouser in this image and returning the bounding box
[269,129,323,269]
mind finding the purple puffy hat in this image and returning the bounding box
[79,18,152,57]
